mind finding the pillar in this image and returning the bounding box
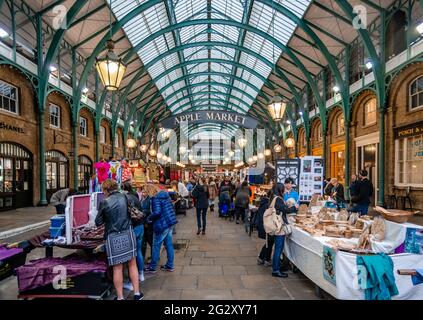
[377,109,386,206]
[38,110,48,205]
[72,120,79,190]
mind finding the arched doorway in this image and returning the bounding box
[0,143,33,210]
[45,150,69,202]
[78,155,92,194]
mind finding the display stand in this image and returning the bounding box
[298,156,324,202]
[275,159,300,186]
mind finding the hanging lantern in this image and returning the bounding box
[267,95,286,122]
[284,138,295,148]
[253,155,258,162]
[258,153,264,159]
[238,138,248,149]
[264,149,272,157]
[179,146,187,154]
[157,152,163,159]
[248,157,254,164]
[188,154,194,160]
[228,150,235,157]
[95,40,127,91]
[140,144,148,152]
[126,138,137,149]
[274,144,282,153]
[148,149,157,157]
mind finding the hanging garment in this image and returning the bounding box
[94,161,110,184]
[108,161,122,184]
[120,160,133,183]
[356,253,399,300]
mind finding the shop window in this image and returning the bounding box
[364,98,377,126]
[385,10,407,60]
[0,80,18,114]
[336,114,345,135]
[79,116,87,137]
[78,155,92,192]
[409,76,423,110]
[45,150,68,193]
[396,135,423,186]
[49,104,61,128]
[100,126,106,144]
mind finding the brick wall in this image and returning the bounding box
[386,62,423,210]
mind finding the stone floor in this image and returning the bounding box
[0,207,322,300]
[0,206,55,233]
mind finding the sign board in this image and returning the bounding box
[299,156,324,202]
[159,110,258,129]
[394,121,423,139]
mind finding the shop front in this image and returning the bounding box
[78,155,93,194]
[0,143,32,210]
[330,142,345,184]
[355,132,379,205]
[45,150,69,203]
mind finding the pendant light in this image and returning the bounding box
[267,2,286,122]
[95,0,126,91]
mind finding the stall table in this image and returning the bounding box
[284,219,423,299]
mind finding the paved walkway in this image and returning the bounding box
[0,206,55,233]
[140,208,320,300]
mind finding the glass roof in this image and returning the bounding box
[109,0,312,115]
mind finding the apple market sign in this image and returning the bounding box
[159,111,258,129]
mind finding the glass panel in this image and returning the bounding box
[59,163,67,188]
[0,158,3,192]
[0,198,3,207]
[5,197,13,207]
[4,159,13,192]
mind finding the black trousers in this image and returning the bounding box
[235,206,246,221]
[196,207,207,231]
[258,235,275,262]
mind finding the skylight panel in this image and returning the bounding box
[213,0,244,22]
[175,0,205,23]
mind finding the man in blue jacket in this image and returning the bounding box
[145,187,178,274]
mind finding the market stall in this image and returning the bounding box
[284,202,423,300]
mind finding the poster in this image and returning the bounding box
[299,156,324,202]
[323,246,336,285]
[275,159,300,187]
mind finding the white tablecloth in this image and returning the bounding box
[284,223,423,300]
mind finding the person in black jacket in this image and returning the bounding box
[256,196,272,266]
[350,170,374,215]
[268,183,298,278]
[234,181,252,224]
[122,181,145,283]
[349,174,359,203]
[139,188,153,263]
[192,179,210,235]
[329,178,345,204]
[95,179,143,300]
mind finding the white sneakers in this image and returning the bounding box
[123,272,145,291]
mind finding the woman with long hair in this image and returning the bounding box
[267,183,298,278]
[95,179,143,300]
[192,178,210,235]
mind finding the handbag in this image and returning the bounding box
[124,194,145,222]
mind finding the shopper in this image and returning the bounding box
[256,195,273,267]
[140,186,153,264]
[207,177,218,212]
[49,188,77,214]
[95,179,143,300]
[185,180,193,192]
[192,179,209,235]
[329,178,345,204]
[350,170,374,215]
[234,181,252,224]
[122,182,145,283]
[268,183,298,278]
[349,174,360,202]
[283,178,299,204]
[144,184,178,274]
[324,177,333,196]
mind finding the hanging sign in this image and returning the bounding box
[159,111,258,129]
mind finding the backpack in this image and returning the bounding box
[235,188,250,208]
[263,196,283,236]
